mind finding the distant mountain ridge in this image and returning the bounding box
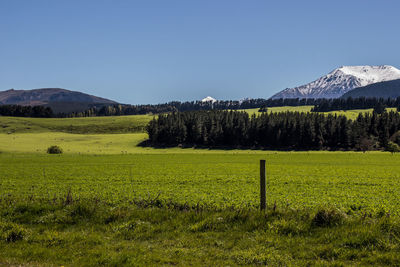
[271,65,400,99]
[341,79,400,99]
[0,88,117,113]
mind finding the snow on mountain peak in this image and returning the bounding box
[271,65,400,99]
[201,96,217,103]
[336,65,400,86]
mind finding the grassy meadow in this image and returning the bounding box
[1,110,400,266]
[246,106,397,120]
[241,105,314,116]
[2,152,400,212]
[0,114,153,134]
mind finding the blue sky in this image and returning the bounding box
[1,0,400,104]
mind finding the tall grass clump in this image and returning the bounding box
[0,221,28,242]
[311,207,347,227]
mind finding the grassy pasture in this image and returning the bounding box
[0,132,149,154]
[0,114,153,134]
[239,106,313,116]
[245,106,397,120]
[1,151,400,266]
[1,152,400,214]
[1,112,400,265]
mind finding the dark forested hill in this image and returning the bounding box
[342,79,400,99]
[0,88,117,113]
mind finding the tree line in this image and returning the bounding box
[0,105,53,118]
[65,99,303,117]
[311,97,400,112]
[43,97,400,117]
[2,97,400,118]
[61,98,324,117]
[146,110,400,151]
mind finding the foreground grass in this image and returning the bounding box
[0,199,399,266]
[2,152,400,215]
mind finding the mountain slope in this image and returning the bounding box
[271,65,400,99]
[0,88,117,113]
[341,79,400,99]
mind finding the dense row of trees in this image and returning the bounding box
[311,97,400,112]
[2,97,400,118]
[146,110,400,151]
[61,97,400,117]
[0,105,53,117]
[63,104,176,117]
[64,99,287,117]
[64,98,325,117]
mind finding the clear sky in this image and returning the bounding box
[1,0,400,104]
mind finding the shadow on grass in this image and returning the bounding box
[137,139,351,152]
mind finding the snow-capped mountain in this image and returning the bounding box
[271,65,400,99]
[201,96,217,103]
[239,97,253,104]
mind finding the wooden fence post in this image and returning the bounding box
[130,166,132,183]
[260,159,266,211]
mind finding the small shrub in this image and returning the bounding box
[312,207,346,227]
[258,106,268,112]
[386,142,400,153]
[47,145,63,154]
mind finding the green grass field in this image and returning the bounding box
[1,110,400,211]
[1,152,400,213]
[0,114,153,134]
[2,151,400,266]
[240,105,314,116]
[245,106,397,120]
[1,112,400,266]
